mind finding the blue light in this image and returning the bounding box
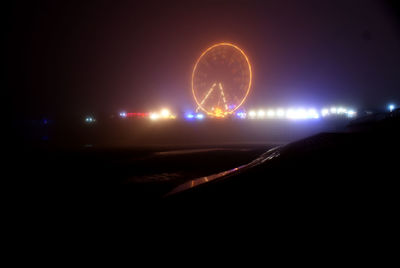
[186,113,194,119]
[119,112,127,118]
[85,116,95,123]
[388,104,395,112]
[236,112,246,119]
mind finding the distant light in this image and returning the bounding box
[126,112,149,118]
[186,113,194,119]
[85,116,95,123]
[285,108,309,120]
[297,108,307,119]
[347,110,356,117]
[337,107,346,114]
[196,113,204,119]
[119,112,127,118]
[388,104,395,112]
[286,109,295,119]
[276,109,285,117]
[160,109,170,118]
[267,110,275,118]
[321,109,329,117]
[330,107,337,114]
[307,109,319,119]
[150,113,159,120]
[257,110,265,118]
[236,112,246,119]
[248,110,256,118]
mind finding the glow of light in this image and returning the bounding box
[337,107,346,114]
[267,110,275,118]
[218,83,229,111]
[186,113,194,119]
[150,113,160,120]
[297,108,307,119]
[330,107,337,114]
[191,42,252,116]
[286,109,295,119]
[276,109,285,117]
[249,110,256,118]
[127,112,149,118]
[119,112,127,118]
[285,108,308,120]
[160,109,170,118]
[257,110,265,118]
[214,107,225,117]
[196,113,204,119]
[236,112,246,119]
[308,108,319,119]
[199,83,216,108]
[347,110,356,117]
[85,116,95,123]
[388,104,395,112]
[321,109,329,117]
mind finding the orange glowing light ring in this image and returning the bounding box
[191,42,252,116]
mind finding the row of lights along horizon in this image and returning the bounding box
[82,104,397,123]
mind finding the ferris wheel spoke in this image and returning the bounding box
[218,83,229,111]
[196,83,216,112]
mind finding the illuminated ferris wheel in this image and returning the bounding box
[192,42,252,117]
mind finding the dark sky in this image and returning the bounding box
[7,0,400,118]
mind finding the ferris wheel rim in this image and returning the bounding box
[191,42,252,116]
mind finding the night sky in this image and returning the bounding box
[7,0,400,119]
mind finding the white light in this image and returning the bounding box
[258,110,265,118]
[276,109,285,117]
[285,108,309,120]
[286,109,295,119]
[249,110,256,118]
[267,110,275,118]
[330,107,337,114]
[337,107,346,114]
[298,109,307,119]
[321,109,329,117]
[388,104,395,112]
[160,109,170,118]
[85,116,95,123]
[308,109,319,119]
[196,113,204,119]
[347,110,356,117]
[150,113,160,120]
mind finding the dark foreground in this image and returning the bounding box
[13,143,276,199]
[9,113,399,208]
[167,113,400,207]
